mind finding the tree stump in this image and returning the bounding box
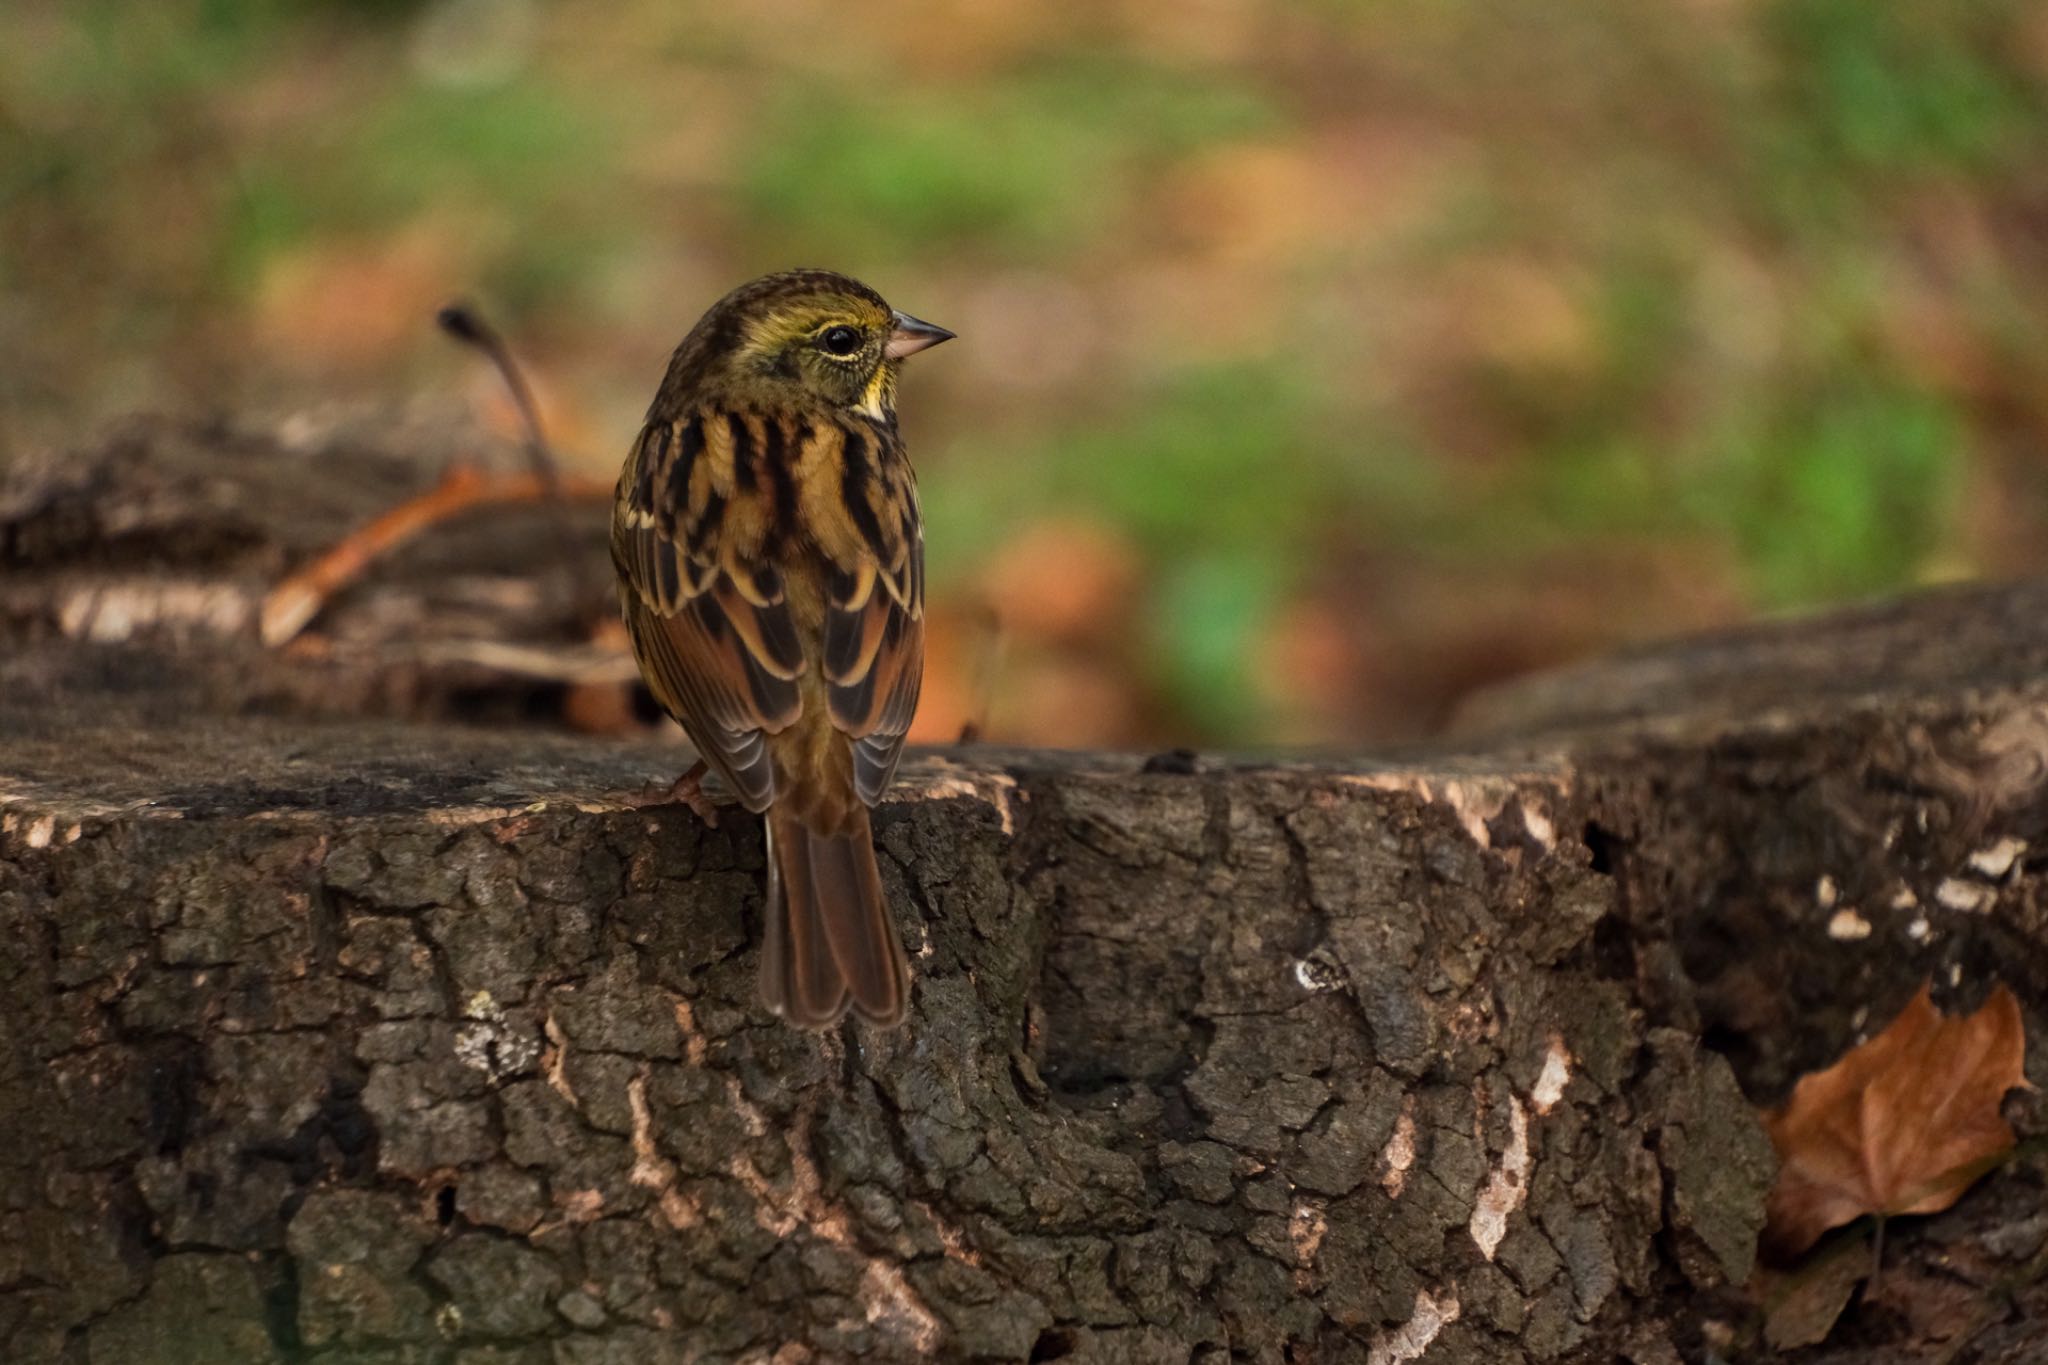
[1,416,2043,1363]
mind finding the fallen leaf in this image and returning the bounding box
[1762,981,2027,1257]
[1754,1234,1869,1351]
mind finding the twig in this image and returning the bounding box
[437,298,588,571]
[410,637,641,684]
[261,302,612,648]
[436,301,560,489]
[258,466,610,647]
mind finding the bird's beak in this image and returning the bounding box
[885,311,955,360]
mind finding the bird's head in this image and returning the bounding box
[668,269,953,419]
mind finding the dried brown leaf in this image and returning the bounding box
[1754,1236,1869,1351]
[1763,981,2027,1257]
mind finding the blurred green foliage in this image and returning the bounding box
[928,361,1355,734]
[1699,383,1963,607]
[1768,0,2037,181]
[744,59,1279,260]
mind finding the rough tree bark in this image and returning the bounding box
[1,416,2043,1364]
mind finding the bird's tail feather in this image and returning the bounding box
[761,806,909,1027]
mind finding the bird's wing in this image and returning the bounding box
[817,424,925,807]
[612,414,804,812]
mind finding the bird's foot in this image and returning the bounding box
[624,760,720,827]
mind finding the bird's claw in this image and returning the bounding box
[624,760,720,827]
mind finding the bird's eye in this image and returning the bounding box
[818,325,862,356]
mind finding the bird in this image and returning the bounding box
[611,270,953,1028]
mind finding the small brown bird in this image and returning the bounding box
[612,270,953,1027]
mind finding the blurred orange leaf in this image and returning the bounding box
[1763,981,2026,1257]
[905,602,982,745]
[980,518,1139,646]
